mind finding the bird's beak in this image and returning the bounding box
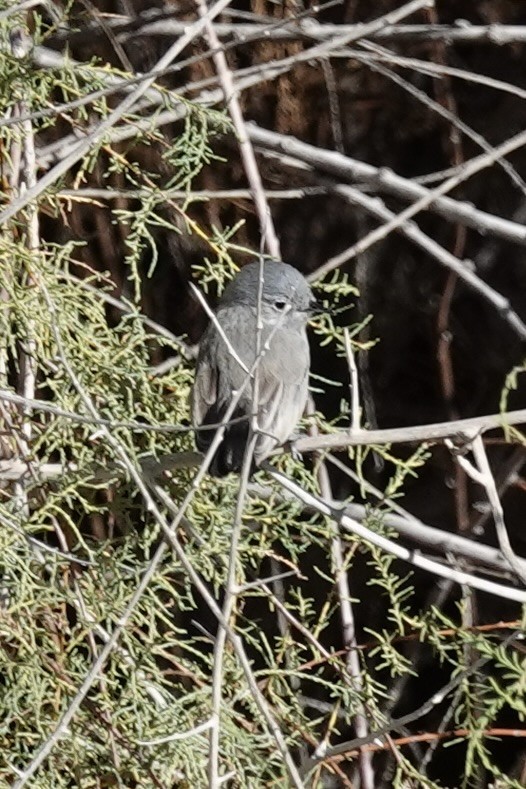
[309,299,331,316]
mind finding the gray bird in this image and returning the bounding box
[192,260,318,476]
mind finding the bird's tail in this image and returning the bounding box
[196,405,251,477]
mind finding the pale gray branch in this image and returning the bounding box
[48,12,526,47]
[292,409,526,454]
[248,124,526,248]
[197,0,281,259]
[263,465,526,603]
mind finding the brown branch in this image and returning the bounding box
[324,726,526,765]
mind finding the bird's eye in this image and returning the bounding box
[274,300,287,311]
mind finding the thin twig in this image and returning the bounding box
[208,432,258,788]
[301,630,523,773]
[342,44,526,102]
[10,28,39,526]
[308,396,375,789]
[190,282,250,373]
[471,447,526,537]
[344,328,361,433]
[57,187,320,200]
[456,435,526,585]
[137,719,215,747]
[0,0,55,19]
[197,0,280,258]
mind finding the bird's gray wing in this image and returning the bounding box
[191,332,218,428]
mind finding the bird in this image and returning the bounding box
[191,260,318,476]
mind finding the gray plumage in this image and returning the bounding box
[192,261,316,476]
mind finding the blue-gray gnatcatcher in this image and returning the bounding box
[192,260,318,476]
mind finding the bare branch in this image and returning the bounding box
[9,27,39,524]
[197,0,280,259]
[456,435,526,585]
[292,409,526,454]
[263,465,526,603]
[309,396,375,788]
[344,328,361,434]
[315,182,526,342]
[46,8,526,47]
[248,124,526,248]
[322,453,526,577]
